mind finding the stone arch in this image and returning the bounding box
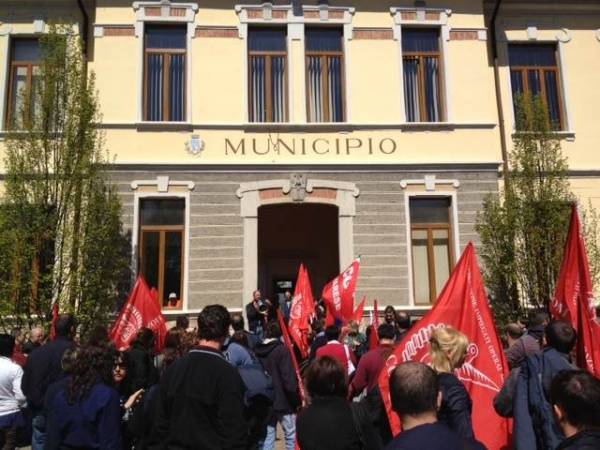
[236,176,360,308]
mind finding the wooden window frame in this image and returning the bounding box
[305,31,346,123]
[248,45,289,122]
[143,29,187,122]
[6,38,40,128]
[402,29,445,122]
[410,204,454,305]
[139,225,185,310]
[509,60,565,130]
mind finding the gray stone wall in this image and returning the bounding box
[110,166,499,311]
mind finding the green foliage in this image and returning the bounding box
[0,25,130,334]
[476,94,600,325]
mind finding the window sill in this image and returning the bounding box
[511,130,575,142]
[97,121,497,132]
[135,121,194,132]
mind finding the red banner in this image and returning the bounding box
[289,264,316,359]
[50,302,59,341]
[110,275,167,352]
[278,310,306,402]
[378,243,510,450]
[352,296,366,323]
[322,259,360,324]
[551,205,600,377]
[369,299,380,350]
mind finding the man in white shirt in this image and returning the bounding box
[0,333,26,449]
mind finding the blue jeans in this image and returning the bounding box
[262,413,295,450]
[31,414,46,450]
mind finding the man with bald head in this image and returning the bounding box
[384,362,485,450]
[23,327,45,355]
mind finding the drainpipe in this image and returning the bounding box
[489,0,511,190]
[76,0,90,61]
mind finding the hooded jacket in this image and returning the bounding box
[254,339,299,414]
[514,348,575,450]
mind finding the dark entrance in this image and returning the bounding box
[258,203,340,303]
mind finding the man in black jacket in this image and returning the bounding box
[150,304,247,449]
[21,314,76,450]
[551,370,600,450]
[254,321,299,450]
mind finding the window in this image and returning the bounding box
[248,28,288,122]
[139,198,185,309]
[305,28,345,122]
[402,28,443,122]
[410,197,453,304]
[508,44,563,130]
[6,38,41,128]
[144,25,186,122]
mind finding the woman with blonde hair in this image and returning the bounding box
[429,326,475,441]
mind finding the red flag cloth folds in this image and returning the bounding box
[110,275,167,353]
[378,243,510,450]
[288,264,316,359]
[322,259,360,324]
[50,302,59,341]
[551,205,600,377]
[352,296,366,323]
[277,310,306,403]
[369,299,380,350]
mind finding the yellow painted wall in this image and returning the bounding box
[496,6,600,209]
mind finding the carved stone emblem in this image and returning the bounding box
[289,173,308,202]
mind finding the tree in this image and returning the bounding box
[0,26,130,334]
[476,94,600,324]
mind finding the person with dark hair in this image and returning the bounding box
[514,320,577,450]
[45,345,122,449]
[395,311,411,342]
[174,315,189,331]
[297,356,366,450]
[308,319,327,361]
[506,310,548,369]
[550,370,600,449]
[316,325,357,375]
[349,323,396,398]
[384,362,485,450]
[254,320,300,450]
[231,312,259,350]
[127,327,159,392]
[0,334,26,450]
[22,313,76,450]
[150,304,247,449]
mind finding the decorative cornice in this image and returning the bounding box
[130,175,195,192]
[400,175,460,191]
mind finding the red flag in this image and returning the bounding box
[551,205,600,377]
[288,264,316,359]
[378,243,510,450]
[322,259,360,323]
[369,299,380,350]
[50,302,59,341]
[352,296,366,323]
[278,310,306,402]
[110,275,167,352]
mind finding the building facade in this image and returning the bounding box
[0,0,598,317]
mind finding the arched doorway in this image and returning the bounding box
[236,176,360,310]
[258,203,339,302]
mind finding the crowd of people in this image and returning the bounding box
[0,293,599,450]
